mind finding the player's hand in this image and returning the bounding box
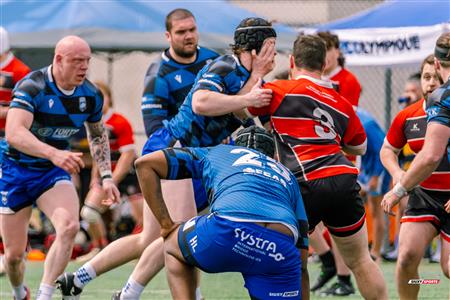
[161,222,180,239]
[381,190,403,216]
[251,38,276,78]
[245,78,272,108]
[101,178,121,206]
[50,150,85,174]
[444,199,450,214]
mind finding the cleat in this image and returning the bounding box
[111,291,121,300]
[310,265,336,292]
[14,286,30,300]
[320,280,355,296]
[55,272,83,299]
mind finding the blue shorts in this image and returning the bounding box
[358,170,391,196]
[0,158,71,214]
[142,127,208,211]
[178,214,301,299]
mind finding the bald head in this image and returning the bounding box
[55,35,90,57]
[53,35,91,90]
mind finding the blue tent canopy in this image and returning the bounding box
[2,0,296,51]
[319,0,450,30]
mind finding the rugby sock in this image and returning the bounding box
[319,250,335,268]
[36,283,54,300]
[195,287,203,300]
[12,284,26,300]
[120,277,145,299]
[74,262,97,289]
[337,274,352,285]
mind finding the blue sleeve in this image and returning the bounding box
[87,91,103,123]
[426,85,450,127]
[364,121,385,176]
[192,59,233,94]
[141,62,169,137]
[10,77,38,113]
[162,147,206,180]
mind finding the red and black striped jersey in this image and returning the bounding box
[249,75,366,182]
[385,98,450,192]
[324,66,361,108]
[103,109,135,171]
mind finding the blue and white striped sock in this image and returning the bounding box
[74,262,97,289]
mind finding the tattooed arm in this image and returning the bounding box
[85,120,120,204]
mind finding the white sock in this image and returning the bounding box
[74,262,97,289]
[36,283,54,300]
[120,277,145,299]
[12,284,26,300]
[196,287,203,300]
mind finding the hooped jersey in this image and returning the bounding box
[324,66,361,108]
[103,109,135,170]
[165,54,247,147]
[0,53,31,132]
[249,75,366,182]
[426,78,450,161]
[162,144,308,244]
[141,47,219,137]
[1,66,103,170]
[386,98,450,192]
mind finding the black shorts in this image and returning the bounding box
[401,187,450,242]
[298,174,366,237]
[118,171,141,196]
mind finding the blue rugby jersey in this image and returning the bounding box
[1,66,103,169]
[426,78,450,160]
[162,144,308,244]
[165,54,249,147]
[356,108,386,178]
[141,47,219,136]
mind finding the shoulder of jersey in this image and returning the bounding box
[15,68,47,98]
[205,55,236,77]
[198,47,220,60]
[427,84,449,107]
[83,78,101,96]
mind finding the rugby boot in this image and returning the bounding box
[310,265,336,292]
[55,272,83,300]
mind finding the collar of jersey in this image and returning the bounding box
[322,66,342,80]
[294,74,333,89]
[47,65,76,96]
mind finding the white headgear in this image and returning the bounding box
[0,27,10,55]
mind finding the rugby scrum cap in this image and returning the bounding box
[0,27,10,55]
[234,125,275,157]
[233,17,277,54]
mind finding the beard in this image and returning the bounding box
[173,43,197,59]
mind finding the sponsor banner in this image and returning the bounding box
[335,24,448,66]
[303,24,449,66]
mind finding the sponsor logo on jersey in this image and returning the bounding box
[175,74,182,84]
[411,123,420,132]
[48,99,54,108]
[79,97,87,112]
[37,127,79,138]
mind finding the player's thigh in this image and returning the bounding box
[36,181,80,233]
[1,207,32,256]
[331,222,370,267]
[398,221,436,263]
[161,179,196,222]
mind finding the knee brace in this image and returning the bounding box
[80,205,102,223]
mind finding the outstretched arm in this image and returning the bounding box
[85,120,120,204]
